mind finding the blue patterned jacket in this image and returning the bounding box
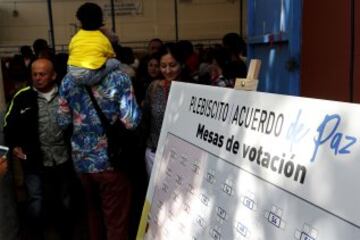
[57,69,141,173]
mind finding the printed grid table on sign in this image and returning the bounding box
[146,133,262,240]
[145,133,360,240]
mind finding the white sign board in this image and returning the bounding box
[137,82,360,240]
[103,0,143,16]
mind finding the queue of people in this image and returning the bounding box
[1,2,248,240]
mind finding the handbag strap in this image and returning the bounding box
[85,86,110,129]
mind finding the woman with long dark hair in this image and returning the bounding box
[142,42,191,177]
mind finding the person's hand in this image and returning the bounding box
[12,147,27,160]
[0,156,8,178]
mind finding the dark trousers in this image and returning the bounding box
[23,161,74,240]
[79,170,132,240]
[23,174,43,240]
[43,162,74,239]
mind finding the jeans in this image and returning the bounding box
[43,162,74,239]
[24,174,43,239]
[68,58,120,85]
[23,161,75,240]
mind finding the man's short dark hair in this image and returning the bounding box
[33,38,49,56]
[76,2,103,30]
[222,32,247,57]
[20,45,33,58]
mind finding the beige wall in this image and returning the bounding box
[0,0,247,50]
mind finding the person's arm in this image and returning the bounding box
[12,147,27,160]
[140,81,156,139]
[57,96,72,130]
[3,87,28,147]
[3,89,31,163]
[0,156,7,178]
[57,77,73,130]
[99,26,119,48]
[118,73,141,129]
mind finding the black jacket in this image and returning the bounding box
[4,86,44,173]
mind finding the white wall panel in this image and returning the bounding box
[0,0,246,51]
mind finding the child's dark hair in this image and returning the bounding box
[76,3,103,30]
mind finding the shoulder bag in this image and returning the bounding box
[85,86,133,171]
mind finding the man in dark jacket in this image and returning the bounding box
[4,58,73,240]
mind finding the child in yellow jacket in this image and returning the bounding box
[68,2,119,85]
